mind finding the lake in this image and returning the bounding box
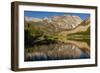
[24,40,90,61]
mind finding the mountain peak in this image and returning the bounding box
[49,15,82,29]
[25,15,83,30]
[25,16,42,22]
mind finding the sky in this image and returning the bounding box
[24,11,90,20]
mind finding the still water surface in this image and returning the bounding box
[24,40,90,61]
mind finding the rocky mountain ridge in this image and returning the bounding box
[25,15,83,30]
[25,15,90,36]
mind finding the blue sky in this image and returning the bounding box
[24,11,90,20]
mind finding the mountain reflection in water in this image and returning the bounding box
[24,40,90,61]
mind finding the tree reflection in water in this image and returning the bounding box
[24,40,90,61]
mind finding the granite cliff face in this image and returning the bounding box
[49,15,82,30]
[66,16,90,34]
[25,15,83,30]
[25,15,90,35]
